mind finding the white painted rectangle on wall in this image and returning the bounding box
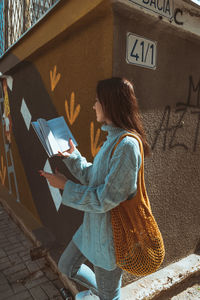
[20,98,32,130]
[44,159,62,211]
[128,0,174,19]
[126,33,157,69]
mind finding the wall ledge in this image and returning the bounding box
[121,254,200,299]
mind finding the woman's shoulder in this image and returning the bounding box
[112,133,141,160]
[118,134,140,151]
[112,134,141,169]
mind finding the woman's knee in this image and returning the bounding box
[58,241,86,279]
[58,253,72,277]
[58,241,77,277]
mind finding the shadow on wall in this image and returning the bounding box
[8,60,83,247]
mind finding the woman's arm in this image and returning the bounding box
[62,148,93,185]
[58,138,93,185]
[62,137,141,213]
[40,139,93,186]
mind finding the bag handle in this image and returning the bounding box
[111,132,151,208]
[111,132,144,165]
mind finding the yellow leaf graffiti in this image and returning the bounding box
[50,65,61,91]
[90,122,101,157]
[0,155,6,185]
[65,92,80,125]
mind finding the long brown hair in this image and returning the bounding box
[96,77,150,156]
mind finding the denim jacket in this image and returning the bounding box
[62,124,141,270]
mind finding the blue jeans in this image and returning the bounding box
[58,241,123,300]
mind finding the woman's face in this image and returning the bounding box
[93,98,107,123]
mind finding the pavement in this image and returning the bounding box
[0,199,200,300]
[170,284,200,300]
[0,202,70,300]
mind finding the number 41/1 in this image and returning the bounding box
[126,33,157,70]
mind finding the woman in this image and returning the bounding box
[40,77,150,300]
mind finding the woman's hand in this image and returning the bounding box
[39,169,68,190]
[58,138,76,157]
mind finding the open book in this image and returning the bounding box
[31,116,77,157]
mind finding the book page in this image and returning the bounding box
[38,118,62,155]
[47,117,77,153]
[31,121,50,155]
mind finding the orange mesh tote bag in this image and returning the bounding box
[111,133,165,276]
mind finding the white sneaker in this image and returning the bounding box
[75,290,100,300]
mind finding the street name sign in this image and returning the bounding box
[128,0,174,19]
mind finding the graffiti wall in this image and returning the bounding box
[0,0,200,285]
[112,0,200,282]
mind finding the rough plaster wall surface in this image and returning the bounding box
[112,0,200,283]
